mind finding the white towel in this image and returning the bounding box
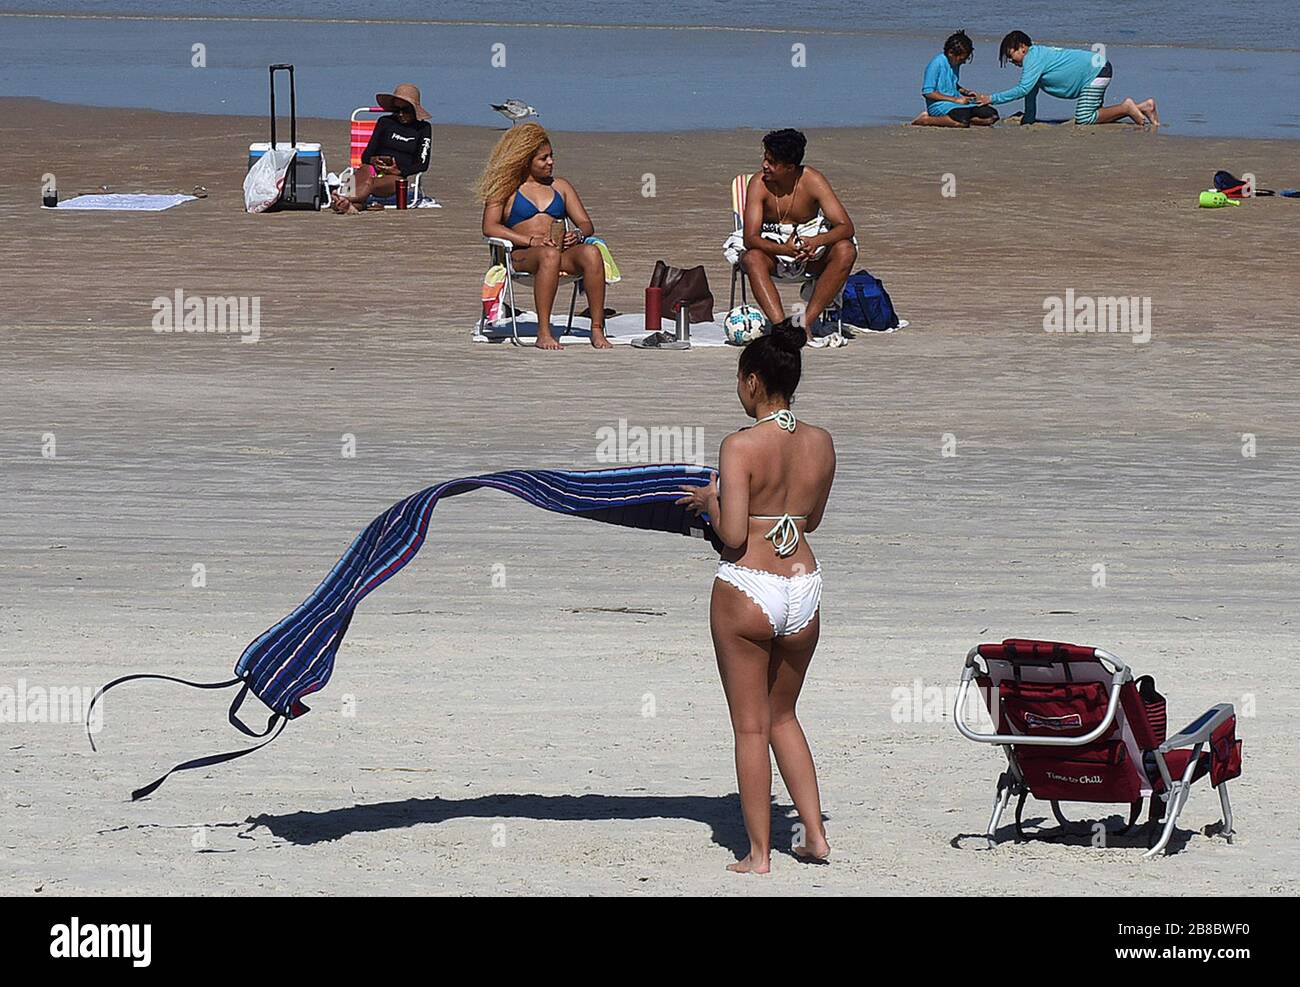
[723,216,829,278]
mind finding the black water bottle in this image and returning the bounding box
[42,177,57,208]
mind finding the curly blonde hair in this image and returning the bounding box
[476,123,552,203]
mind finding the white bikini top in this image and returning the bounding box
[747,409,807,558]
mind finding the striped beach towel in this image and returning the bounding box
[90,464,720,799]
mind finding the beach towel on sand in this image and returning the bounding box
[89,464,721,799]
[54,193,198,211]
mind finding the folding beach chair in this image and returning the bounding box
[349,106,382,169]
[479,226,582,346]
[953,638,1242,857]
[347,106,424,205]
[727,173,843,333]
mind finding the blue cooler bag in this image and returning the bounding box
[840,270,900,331]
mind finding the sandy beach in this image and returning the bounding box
[1,99,1297,895]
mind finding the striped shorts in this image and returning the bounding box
[1075,62,1113,124]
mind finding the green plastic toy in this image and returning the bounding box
[1199,190,1241,208]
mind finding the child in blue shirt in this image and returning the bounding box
[914,31,999,128]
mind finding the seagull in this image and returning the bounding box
[491,99,538,125]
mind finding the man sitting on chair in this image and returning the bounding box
[331,83,432,213]
[739,129,856,342]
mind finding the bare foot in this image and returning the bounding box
[330,193,358,215]
[590,327,614,349]
[727,853,771,874]
[534,331,564,351]
[793,837,831,863]
[1141,98,1160,127]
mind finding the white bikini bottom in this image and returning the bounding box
[715,561,822,637]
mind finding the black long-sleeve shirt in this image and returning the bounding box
[361,115,432,177]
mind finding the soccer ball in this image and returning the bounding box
[724,305,769,345]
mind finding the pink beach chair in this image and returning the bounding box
[953,638,1243,857]
[349,106,383,169]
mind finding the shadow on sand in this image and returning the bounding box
[951,811,1197,855]
[243,792,828,859]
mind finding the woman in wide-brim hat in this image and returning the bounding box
[377,83,431,121]
[332,82,433,213]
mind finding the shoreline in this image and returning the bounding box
[6,96,1300,145]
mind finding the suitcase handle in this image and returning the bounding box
[268,63,296,148]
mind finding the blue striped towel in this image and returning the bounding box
[90,464,719,798]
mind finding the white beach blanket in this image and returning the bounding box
[474,312,733,346]
[53,193,198,211]
[472,311,900,346]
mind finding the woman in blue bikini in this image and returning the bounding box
[677,320,836,873]
[478,123,611,349]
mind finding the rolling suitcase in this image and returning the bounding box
[246,63,325,210]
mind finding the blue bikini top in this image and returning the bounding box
[505,186,566,228]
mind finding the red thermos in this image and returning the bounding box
[396,178,408,210]
[645,286,662,330]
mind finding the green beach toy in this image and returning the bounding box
[1199,190,1241,208]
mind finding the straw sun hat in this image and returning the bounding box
[376,83,431,121]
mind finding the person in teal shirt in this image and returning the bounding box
[913,30,999,128]
[977,31,1159,126]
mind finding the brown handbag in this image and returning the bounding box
[649,260,714,324]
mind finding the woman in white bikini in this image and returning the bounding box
[677,320,836,874]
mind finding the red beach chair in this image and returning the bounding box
[953,638,1242,857]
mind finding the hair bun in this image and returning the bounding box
[770,318,807,351]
